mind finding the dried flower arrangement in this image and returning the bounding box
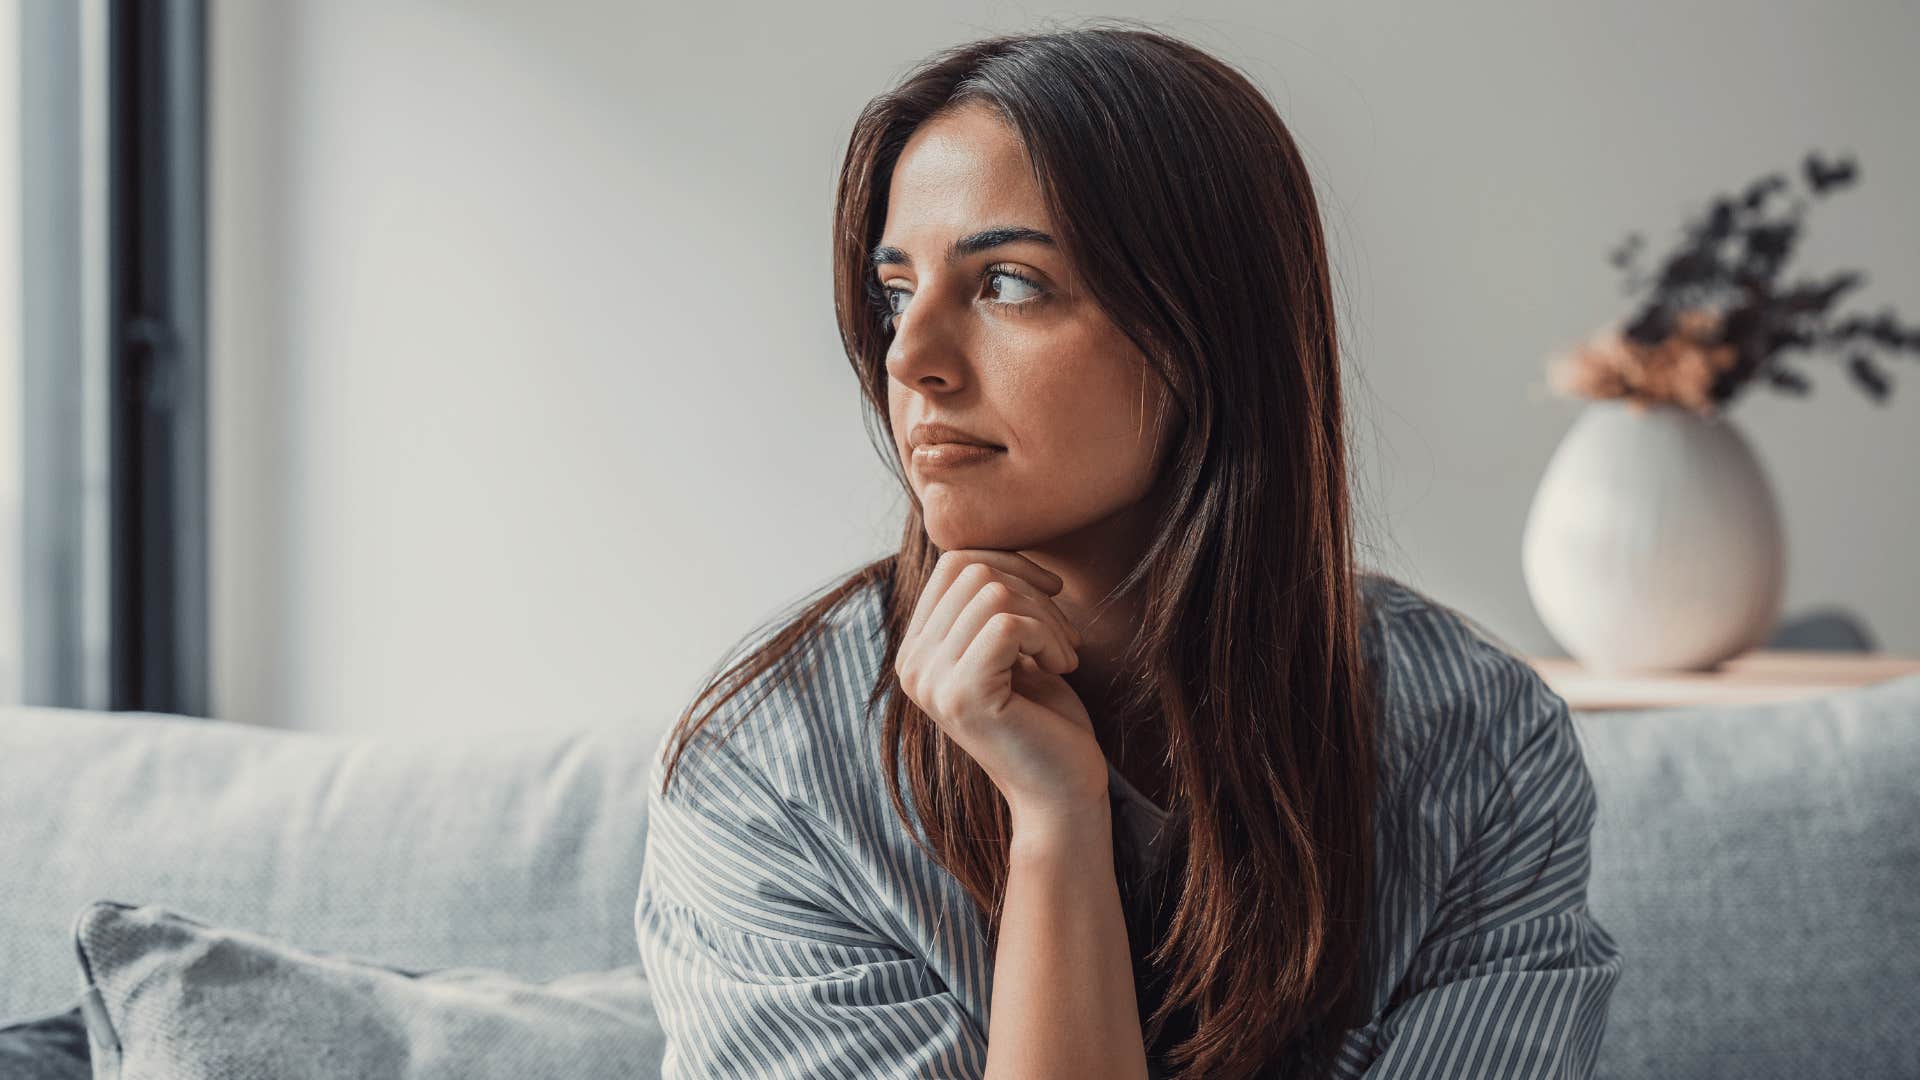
[1546,151,1920,417]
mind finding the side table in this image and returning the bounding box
[1524,650,1920,712]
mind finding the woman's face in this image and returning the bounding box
[877,102,1175,555]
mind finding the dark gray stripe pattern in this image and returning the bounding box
[635,573,1624,1077]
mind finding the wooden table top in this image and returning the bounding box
[1523,650,1920,712]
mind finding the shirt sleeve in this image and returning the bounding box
[634,727,990,1079]
[1361,652,1625,1079]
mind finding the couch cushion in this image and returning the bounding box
[0,1004,90,1080]
[72,900,664,1080]
[0,707,666,1020]
[1575,672,1920,1078]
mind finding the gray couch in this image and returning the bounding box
[4,672,1918,1077]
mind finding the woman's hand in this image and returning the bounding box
[895,549,1111,827]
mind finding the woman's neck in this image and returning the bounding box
[1016,497,1169,803]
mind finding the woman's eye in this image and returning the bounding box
[986,268,1042,304]
[873,267,1046,331]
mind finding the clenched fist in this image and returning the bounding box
[894,549,1112,827]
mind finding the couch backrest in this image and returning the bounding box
[10,674,1919,1075]
[1574,672,1920,1078]
[0,706,667,1020]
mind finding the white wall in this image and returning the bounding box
[210,1,1920,734]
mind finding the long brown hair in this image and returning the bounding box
[655,19,1550,1078]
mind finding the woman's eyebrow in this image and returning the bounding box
[870,225,1056,270]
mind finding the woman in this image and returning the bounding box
[635,21,1623,1080]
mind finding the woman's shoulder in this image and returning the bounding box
[1358,570,1575,822]
[655,571,894,814]
[1359,568,1561,709]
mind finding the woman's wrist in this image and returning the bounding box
[1007,793,1114,861]
[990,789,1146,1080]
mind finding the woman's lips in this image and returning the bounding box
[912,442,1005,468]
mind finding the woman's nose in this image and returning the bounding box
[884,297,968,391]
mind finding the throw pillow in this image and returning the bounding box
[73,900,666,1080]
[0,1004,91,1080]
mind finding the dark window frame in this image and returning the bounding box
[106,0,208,714]
[19,0,207,715]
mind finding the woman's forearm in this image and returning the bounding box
[983,801,1150,1080]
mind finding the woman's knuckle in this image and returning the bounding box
[930,685,959,722]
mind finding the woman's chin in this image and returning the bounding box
[922,513,1033,554]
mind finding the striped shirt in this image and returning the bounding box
[634,570,1624,1078]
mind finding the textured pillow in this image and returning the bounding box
[73,901,666,1080]
[0,1005,90,1080]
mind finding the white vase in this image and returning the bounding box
[1521,399,1786,673]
